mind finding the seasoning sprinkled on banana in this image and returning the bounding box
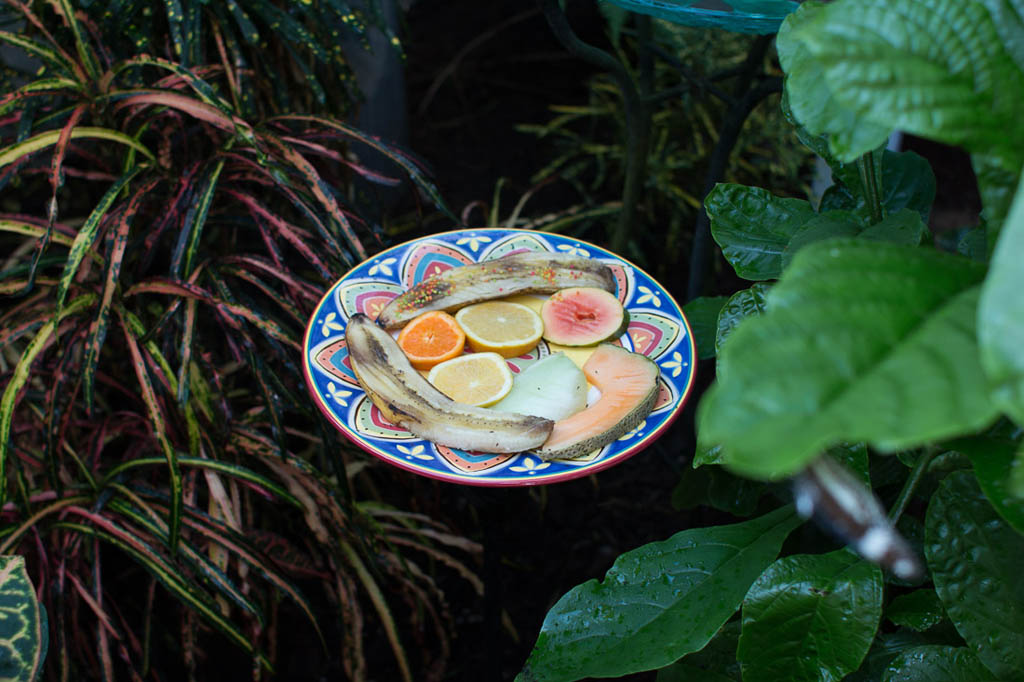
[344,313,554,453]
[376,251,616,329]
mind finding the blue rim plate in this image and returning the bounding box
[302,228,697,487]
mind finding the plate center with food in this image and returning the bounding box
[303,229,696,487]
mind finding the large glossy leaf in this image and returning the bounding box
[737,550,883,682]
[776,3,891,161]
[882,645,998,682]
[0,556,47,681]
[781,209,927,270]
[517,506,802,681]
[819,150,938,225]
[706,183,816,280]
[715,282,769,358]
[779,0,1024,165]
[601,0,799,34]
[682,296,728,360]
[698,240,994,479]
[885,590,946,632]
[952,436,1024,532]
[979,172,1024,426]
[925,471,1024,680]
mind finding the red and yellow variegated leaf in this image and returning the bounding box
[100,457,301,509]
[0,127,154,171]
[106,493,264,626]
[0,27,77,77]
[0,218,75,249]
[116,309,183,551]
[56,515,268,668]
[271,114,456,220]
[0,77,81,116]
[261,132,366,261]
[176,298,198,406]
[83,177,161,409]
[0,294,95,507]
[171,159,223,279]
[339,540,412,682]
[54,166,144,320]
[113,56,228,109]
[225,189,332,280]
[170,501,326,648]
[113,90,254,146]
[49,0,101,81]
[218,265,306,324]
[125,279,300,350]
[218,255,320,303]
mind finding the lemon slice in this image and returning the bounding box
[427,352,514,407]
[454,301,544,358]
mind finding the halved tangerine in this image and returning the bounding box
[396,310,466,370]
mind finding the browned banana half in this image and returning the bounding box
[376,251,616,329]
[344,313,554,453]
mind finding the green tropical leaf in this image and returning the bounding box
[776,3,891,161]
[737,550,883,682]
[820,150,938,228]
[779,0,1024,165]
[682,296,728,360]
[517,506,802,681]
[979,172,1024,426]
[972,153,1019,250]
[715,282,769,358]
[698,240,995,479]
[885,590,946,632]
[0,556,48,682]
[952,436,1024,532]
[705,183,816,280]
[883,645,998,682]
[925,471,1024,680]
[780,208,928,271]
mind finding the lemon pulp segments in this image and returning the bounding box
[426,352,513,407]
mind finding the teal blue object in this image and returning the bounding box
[602,0,799,34]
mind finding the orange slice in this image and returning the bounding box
[426,352,514,407]
[454,301,543,358]
[396,310,466,370]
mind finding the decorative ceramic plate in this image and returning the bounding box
[302,229,696,487]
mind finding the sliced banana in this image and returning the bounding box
[344,314,553,453]
[376,251,616,329]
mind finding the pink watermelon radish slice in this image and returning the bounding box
[535,343,659,460]
[540,287,628,346]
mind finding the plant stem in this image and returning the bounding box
[858,150,883,224]
[888,448,941,523]
[537,0,649,255]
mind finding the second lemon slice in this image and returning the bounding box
[454,301,544,358]
[426,352,514,407]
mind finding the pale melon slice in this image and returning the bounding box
[535,344,659,460]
